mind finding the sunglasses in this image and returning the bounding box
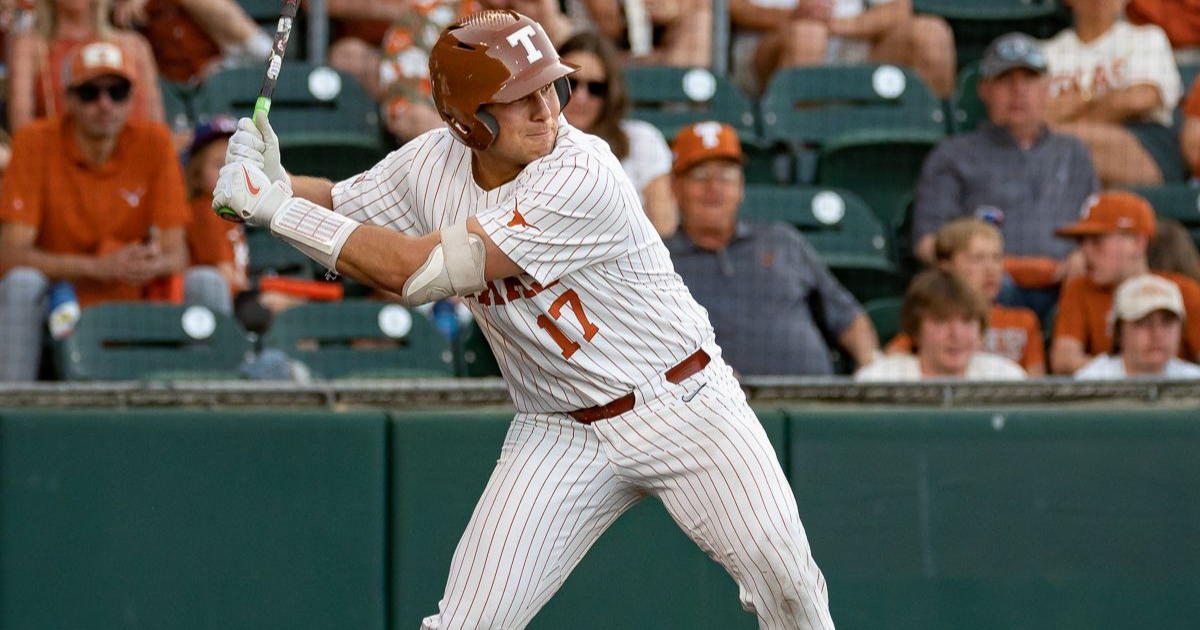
[567,77,609,98]
[71,80,133,104]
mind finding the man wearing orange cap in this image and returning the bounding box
[664,120,880,375]
[0,41,228,381]
[1050,191,1200,374]
[1075,274,1200,379]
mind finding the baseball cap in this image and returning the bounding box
[1055,191,1157,239]
[979,33,1047,80]
[182,114,238,164]
[67,41,134,89]
[672,121,744,174]
[1113,274,1186,322]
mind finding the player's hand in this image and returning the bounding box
[213,162,292,227]
[226,113,292,190]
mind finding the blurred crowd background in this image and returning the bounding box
[2,0,1200,384]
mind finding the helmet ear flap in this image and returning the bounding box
[554,76,572,109]
[477,109,500,146]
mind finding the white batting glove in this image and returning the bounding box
[212,162,292,227]
[225,113,292,190]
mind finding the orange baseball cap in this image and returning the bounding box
[67,41,134,89]
[672,121,744,174]
[1055,191,1156,239]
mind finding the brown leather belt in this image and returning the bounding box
[569,349,711,425]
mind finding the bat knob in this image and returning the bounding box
[215,206,246,224]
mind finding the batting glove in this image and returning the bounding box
[225,113,292,191]
[213,162,292,227]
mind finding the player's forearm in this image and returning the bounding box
[290,175,335,208]
[335,225,440,295]
[838,312,881,367]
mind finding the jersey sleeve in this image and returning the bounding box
[330,142,418,231]
[0,125,47,228]
[477,151,634,285]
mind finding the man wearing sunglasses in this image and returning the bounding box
[0,41,228,381]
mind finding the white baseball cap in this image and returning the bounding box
[1113,274,1186,322]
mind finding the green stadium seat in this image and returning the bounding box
[623,66,756,141]
[245,226,316,279]
[160,78,194,134]
[56,303,252,381]
[863,296,904,347]
[262,300,454,379]
[760,65,946,228]
[193,63,386,181]
[740,185,904,302]
[949,62,985,134]
[913,0,1067,69]
[1126,184,1200,249]
[456,321,501,377]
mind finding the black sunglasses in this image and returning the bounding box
[72,80,133,104]
[567,77,609,98]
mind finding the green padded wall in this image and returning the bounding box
[0,410,388,630]
[789,407,1200,630]
[388,409,788,630]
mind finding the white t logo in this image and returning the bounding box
[506,25,544,63]
[694,122,723,148]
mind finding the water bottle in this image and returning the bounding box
[47,281,81,340]
[432,299,460,341]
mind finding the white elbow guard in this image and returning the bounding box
[268,197,362,272]
[400,221,486,306]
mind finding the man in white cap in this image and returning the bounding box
[1075,274,1200,379]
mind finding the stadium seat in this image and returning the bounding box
[1126,184,1200,249]
[760,65,946,229]
[456,321,501,377]
[949,62,985,134]
[623,66,757,141]
[740,185,905,302]
[193,63,386,181]
[246,226,316,280]
[913,0,1067,69]
[56,303,252,381]
[160,78,194,134]
[863,296,904,347]
[261,300,455,379]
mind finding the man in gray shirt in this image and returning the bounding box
[913,33,1099,297]
[664,121,880,376]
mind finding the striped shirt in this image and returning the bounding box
[331,122,714,413]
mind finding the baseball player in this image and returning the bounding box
[214,10,834,630]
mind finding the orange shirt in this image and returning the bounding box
[0,116,189,306]
[1053,271,1200,358]
[186,196,248,293]
[886,305,1046,373]
[1128,0,1200,48]
[1185,76,1200,178]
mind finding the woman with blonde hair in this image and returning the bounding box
[7,0,163,130]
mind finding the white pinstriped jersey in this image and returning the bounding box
[330,122,714,413]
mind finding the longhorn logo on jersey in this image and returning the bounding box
[507,202,539,231]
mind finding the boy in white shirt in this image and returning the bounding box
[1075,274,1200,379]
[1043,0,1184,187]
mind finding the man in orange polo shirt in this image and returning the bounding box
[1049,190,1200,374]
[0,41,229,381]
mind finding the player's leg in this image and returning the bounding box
[420,413,642,630]
[597,361,834,630]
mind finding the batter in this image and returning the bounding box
[213,10,835,630]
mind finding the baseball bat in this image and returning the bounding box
[215,0,302,222]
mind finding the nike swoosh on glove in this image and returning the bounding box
[213,162,292,227]
[225,113,292,191]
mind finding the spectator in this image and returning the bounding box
[1050,191,1200,374]
[0,42,228,381]
[568,0,711,67]
[731,0,956,97]
[182,114,248,296]
[664,121,880,376]
[1044,0,1185,187]
[1149,218,1200,283]
[113,0,272,84]
[559,30,677,236]
[1182,75,1200,182]
[913,33,1099,320]
[1126,0,1200,50]
[888,218,1046,376]
[7,0,164,131]
[1075,274,1200,379]
[856,268,1027,381]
